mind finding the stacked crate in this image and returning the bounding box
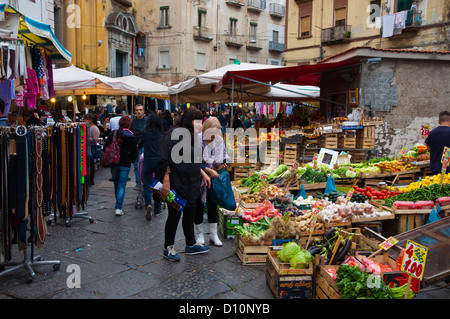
[319,133,338,149]
[283,143,299,166]
[356,126,375,149]
[338,132,356,149]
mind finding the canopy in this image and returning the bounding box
[53,65,139,96]
[0,4,71,63]
[246,84,320,102]
[115,75,169,99]
[169,62,284,104]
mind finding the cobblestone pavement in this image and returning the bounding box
[0,166,448,300]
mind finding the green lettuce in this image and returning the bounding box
[277,242,301,263]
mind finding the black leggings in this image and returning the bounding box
[164,203,197,248]
[194,190,219,225]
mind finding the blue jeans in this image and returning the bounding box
[143,158,161,211]
[111,166,130,209]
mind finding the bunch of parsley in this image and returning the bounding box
[334,264,392,299]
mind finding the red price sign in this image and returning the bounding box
[399,147,408,156]
[260,174,267,181]
[293,162,299,170]
[443,154,449,173]
[378,237,398,250]
[313,153,318,169]
[421,125,430,137]
[401,240,428,280]
[346,188,354,201]
[442,147,449,163]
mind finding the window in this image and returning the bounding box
[160,6,169,27]
[335,7,346,26]
[159,50,170,69]
[272,30,279,43]
[198,9,206,27]
[196,52,207,71]
[300,16,311,37]
[298,1,312,38]
[250,22,257,43]
[397,0,414,12]
[229,18,237,36]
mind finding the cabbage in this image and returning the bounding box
[277,242,301,263]
[345,170,358,178]
[289,250,313,269]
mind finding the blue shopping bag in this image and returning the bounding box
[426,204,442,224]
[209,169,237,211]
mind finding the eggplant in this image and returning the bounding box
[335,239,352,263]
[324,258,330,265]
[303,238,315,249]
[324,228,336,240]
[308,246,323,256]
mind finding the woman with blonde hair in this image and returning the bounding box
[195,117,229,247]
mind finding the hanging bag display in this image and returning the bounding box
[209,168,236,211]
[100,130,120,168]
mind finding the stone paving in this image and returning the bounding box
[0,166,448,300]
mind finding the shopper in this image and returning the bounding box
[130,104,148,187]
[425,110,450,175]
[109,106,123,131]
[138,114,164,221]
[26,110,46,126]
[195,117,229,247]
[104,116,138,216]
[85,113,101,186]
[232,114,243,130]
[156,107,210,261]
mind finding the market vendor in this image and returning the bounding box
[425,110,450,175]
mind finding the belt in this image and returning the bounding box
[34,128,46,246]
[61,126,66,207]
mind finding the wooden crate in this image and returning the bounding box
[319,134,338,149]
[338,136,356,149]
[394,209,430,233]
[235,236,270,265]
[356,137,375,149]
[314,264,341,299]
[232,167,249,181]
[265,250,314,299]
[356,125,376,138]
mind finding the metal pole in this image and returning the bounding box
[230,75,235,127]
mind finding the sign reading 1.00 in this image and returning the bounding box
[401,240,428,280]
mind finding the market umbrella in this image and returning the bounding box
[168,62,284,104]
[53,65,139,96]
[239,84,320,102]
[115,75,169,99]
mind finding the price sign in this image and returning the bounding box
[346,188,354,201]
[293,162,299,170]
[401,240,428,280]
[313,153,318,169]
[379,237,398,251]
[421,125,430,137]
[250,170,254,177]
[442,153,449,174]
[441,146,449,164]
[399,147,408,156]
[260,174,267,181]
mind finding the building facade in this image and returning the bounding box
[284,0,449,65]
[139,0,286,86]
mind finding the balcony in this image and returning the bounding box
[269,3,285,18]
[321,25,351,44]
[269,41,284,53]
[224,35,244,48]
[193,26,214,42]
[226,0,245,7]
[247,0,266,12]
[403,10,422,33]
[246,36,262,51]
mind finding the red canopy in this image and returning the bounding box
[214,59,361,90]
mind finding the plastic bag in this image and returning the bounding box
[342,256,365,271]
[361,257,394,276]
[209,169,237,211]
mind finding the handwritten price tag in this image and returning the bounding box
[399,147,408,156]
[260,174,267,181]
[313,153,318,169]
[293,162,299,170]
[421,125,430,137]
[401,240,428,280]
[379,237,398,251]
[442,154,449,174]
[346,188,354,201]
[441,147,450,163]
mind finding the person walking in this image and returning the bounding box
[104,116,138,216]
[130,104,148,188]
[156,107,210,262]
[109,106,123,131]
[425,111,450,175]
[138,114,164,221]
[85,113,101,186]
[195,117,229,247]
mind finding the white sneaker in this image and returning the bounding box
[115,209,124,216]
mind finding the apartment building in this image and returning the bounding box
[138,0,286,86]
[285,0,449,65]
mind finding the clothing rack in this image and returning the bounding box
[0,125,60,283]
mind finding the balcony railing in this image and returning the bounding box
[269,41,284,52]
[224,35,244,48]
[404,10,422,31]
[269,3,285,18]
[246,36,262,50]
[226,0,244,7]
[247,0,266,12]
[193,26,213,42]
[321,25,351,44]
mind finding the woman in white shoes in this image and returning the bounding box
[195,117,229,247]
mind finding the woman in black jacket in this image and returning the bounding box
[104,116,138,216]
[156,107,211,261]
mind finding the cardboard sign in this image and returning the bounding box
[379,237,398,251]
[442,154,449,174]
[401,240,428,280]
[442,146,450,163]
[346,188,354,201]
[399,147,408,156]
[420,125,430,137]
[260,174,267,181]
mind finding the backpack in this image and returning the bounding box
[101,131,120,167]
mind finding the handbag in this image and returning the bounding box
[100,131,120,167]
[209,169,236,211]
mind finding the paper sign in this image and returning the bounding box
[250,170,254,176]
[401,240,428,280]
[441,147,449,164]
[379,237,398,251]
[421,125,430,137]
[293,162,299,170]
[346,188,354,201]
[260,174,267,181]
[442,154,449,174]
[399,147,408,156]
[313,153,318,169]
[310,216,317,232]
